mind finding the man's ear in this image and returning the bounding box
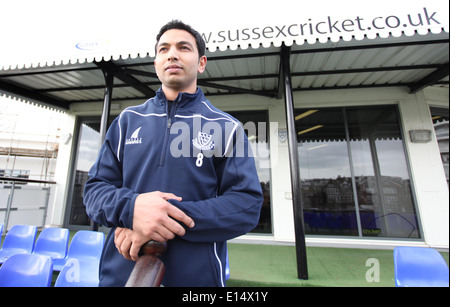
[198,56,207,74]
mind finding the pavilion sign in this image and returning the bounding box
[0,0,448,69]
[202,7,448,51]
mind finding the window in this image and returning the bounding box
[228,111,272,234]
[67,121,101,228]
[66,112,273,234]
[296,105,420,239]
[430,107,449,188]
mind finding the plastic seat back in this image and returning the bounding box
[0,225,37,264]
[54,258,100,287]
[52,230,105,271]
[68,230,105,261]
[33,227,69,260]
[0,253,53,287]
[394,246,449,287]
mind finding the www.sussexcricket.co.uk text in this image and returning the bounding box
[201,7,442,44]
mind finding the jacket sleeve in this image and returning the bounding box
[169,126,263,243]
[83,119,138,229]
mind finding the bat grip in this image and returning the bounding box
[125,240,167,287]
[141,240,167,257]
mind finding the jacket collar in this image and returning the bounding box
[155,87,206,108]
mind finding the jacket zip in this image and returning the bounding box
[159,99,179,167]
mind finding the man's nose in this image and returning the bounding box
[167,47,179,61]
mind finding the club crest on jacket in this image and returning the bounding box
[193,132,214,151]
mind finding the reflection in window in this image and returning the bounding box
[296,106,420,239]
[430,107,449,188]
[229,111,272,234]
[68,123,100,227]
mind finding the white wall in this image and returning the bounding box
[1,96,70,228]
[47,112,77,227]
[400,88,449,248]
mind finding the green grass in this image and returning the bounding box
[226,243,449,287]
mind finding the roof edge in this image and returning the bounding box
[1,27,448,72]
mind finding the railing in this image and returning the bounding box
[0,177,56,231]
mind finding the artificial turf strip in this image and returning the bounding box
[225,243,449,287]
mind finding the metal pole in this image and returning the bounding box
[280,44,308,280]
[4,182,16,231]
[91,61,114,231]
[99,62,114,144]
[343,108,363,237]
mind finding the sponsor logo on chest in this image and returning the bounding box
[126,127,143,145]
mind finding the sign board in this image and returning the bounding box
[0,0,448,69]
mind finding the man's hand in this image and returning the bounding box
[133,191,195,242]
[114,227,149,261]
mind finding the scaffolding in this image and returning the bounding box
[0,97,63,182]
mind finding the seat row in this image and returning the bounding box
[2,225,448,287]
[0,224,104,287]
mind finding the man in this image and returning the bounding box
[84,20,263,287]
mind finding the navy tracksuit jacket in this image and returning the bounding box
[83,88,263,287]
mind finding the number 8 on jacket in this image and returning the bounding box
[196,153,204,167]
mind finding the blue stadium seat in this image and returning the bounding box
[54,258,100,287]
[0,224,37,264]
[53,230,104,271]
[0,253,53,287]
[394,246,449,287]
[33,227,69,263]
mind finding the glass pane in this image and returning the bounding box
[296,108,358,236]
[68,123,100,226]
[347,106,420,238]
[229,111,272,234]
[430,107,449,188]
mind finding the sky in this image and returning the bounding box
[0,96,65,143]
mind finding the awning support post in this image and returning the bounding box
[280,44,308,280]
[99,62,114,144]
[91,61,115,231]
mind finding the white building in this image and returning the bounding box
[0,0,448,252]
[0,97,64,181]
[0,97,65,229]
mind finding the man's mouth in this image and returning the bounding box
[165,64,182,73]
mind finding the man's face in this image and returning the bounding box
[154,29,207,95]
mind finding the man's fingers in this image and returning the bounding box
[167,204,195,229]
[119,237,132,261]
[160,192,182,202]
[129,242,141,262]
[114,228,125,249]
[133,191,194,241]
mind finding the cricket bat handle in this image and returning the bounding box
[125,241,167,287]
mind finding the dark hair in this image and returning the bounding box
[155,20,206,58]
